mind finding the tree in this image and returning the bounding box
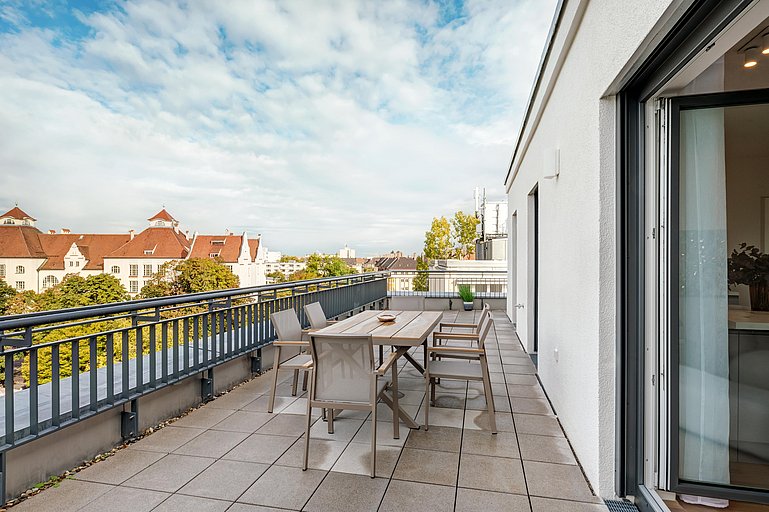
[413,256,429,292]
[0,281,17,315]
[302,254,356,279]
[451,211,480,259]
[424,217,452,260]
[141,258,239,298]
[266,271,288,283]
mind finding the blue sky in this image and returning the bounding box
[0,0,556,255]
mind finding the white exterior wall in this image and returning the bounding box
[506,0,682,497]
[104,257,181,296]
[0,258,44,292]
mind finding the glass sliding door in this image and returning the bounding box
[669,90,769,502]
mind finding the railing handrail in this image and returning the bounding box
[387,269,506,273]
[0,272,388,331]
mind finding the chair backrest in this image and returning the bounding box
[309,333,375,404]
[271,308,303,341]
[477,314,493,351]
[304,302,329,330]
[475,306,491,332]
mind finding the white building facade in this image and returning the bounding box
[507,0,769,509]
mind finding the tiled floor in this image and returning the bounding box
[9,311,608,512]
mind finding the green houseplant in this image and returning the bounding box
[728,243,769,311]
[457,284,475,311]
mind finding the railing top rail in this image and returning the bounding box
[0,272,388,331]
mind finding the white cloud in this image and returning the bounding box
[0,0,557,254]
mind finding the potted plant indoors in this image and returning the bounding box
[457,284,475,311]
[728,243,769,311]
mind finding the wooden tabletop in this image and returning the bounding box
[315,310,442,346]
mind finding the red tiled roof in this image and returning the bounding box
[188,234,243,263]
[0,225,46,258]
[106,227,189,259]
[248,239,260,262]
[147,209,176,222]
[1,206,36,221]
[38,234,131,270]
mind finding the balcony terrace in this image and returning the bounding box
[0,273,609,512]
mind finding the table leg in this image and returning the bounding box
[402,351,425,374]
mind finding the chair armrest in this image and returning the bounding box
[439,322,477,329]
[274,340,309,346]
[427,346,484,355]
[376,352,399,375]
[327,320,339,324]
[302,328,318,334]
[432,332,479,341]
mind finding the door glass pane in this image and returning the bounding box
[678,104,769,491]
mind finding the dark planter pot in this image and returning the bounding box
[463,301,473,311]
[749,281,769,311]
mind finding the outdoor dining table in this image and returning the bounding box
[313,309,442,429]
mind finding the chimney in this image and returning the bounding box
[48,229,56,234]
[61,228,70,234]
[129,229,135,240]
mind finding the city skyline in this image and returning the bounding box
[0,1,556,254]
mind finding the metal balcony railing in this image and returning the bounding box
[0,273,388,478]
[386,269,507,299]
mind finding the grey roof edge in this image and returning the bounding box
[503,0,567,190]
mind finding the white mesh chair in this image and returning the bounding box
[303,302,338,330]
[303,333,400,478]
[268,309,313,413]
[424,315,497,433]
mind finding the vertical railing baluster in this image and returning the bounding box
[136,327,143,393]
[172,319,179,379]
[121,331,129,398]
[5,353,14,446]
[29,349,38,436]
[71,340,80,419]
[202,314,208,368]
[149,324,156,388]
[52,344,60,427]
[89,336,97,412]
[161,321,168,384]
[106,333,114,404]
[184,316,191,373]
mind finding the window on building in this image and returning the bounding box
[209,252,221,258]
[155,221,164,226]
[75,261,80,267]
[212,240,225,245]
[3,219,13,225]
[0,264,5,278]
[22,220,29,226]
[129,280,139,293]
[15,265,24,274]
[144,264,153,277]
[16,281,24,291]
[143,249,154,255]
[69,261,73,267]
[226,265,234,272]
[111,266,120,274]
[129,264,138,277]
[42,275,59,289]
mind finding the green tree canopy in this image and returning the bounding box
[141,258,239,298]
[0,280,17,315]
[302,253,357,279]
[451,211,480,259]
[422,211,480,261]
[424,217,452,260]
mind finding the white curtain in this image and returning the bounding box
[679,107,731,485]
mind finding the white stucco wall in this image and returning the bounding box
[506,0,682,497]
[0,258,44,292]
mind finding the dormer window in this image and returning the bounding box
[209,252,221,258]
[155,220,164,226]
[211,240,226,245]
[3,219,12,225]
[144,250,154,255]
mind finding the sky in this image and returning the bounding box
[0,0,557,256]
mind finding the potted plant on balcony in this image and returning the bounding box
[728,243,769,311]
[458,284,475,311]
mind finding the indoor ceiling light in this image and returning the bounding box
[744,47,759,68]
[762,33,769,55]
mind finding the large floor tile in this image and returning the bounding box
[276,438,347,470]
[351,420,409,447]
[331,442,402,478]
[75,448,165,485]
[463,410,515,432]
[420,406,465,428]
[404,425,461,452]
[379,479,455,512]
[524,460,596,502]
[242,395,296,413]
[510,397,554,415]
[129,426,204,453]
[461,429,519,458]
[458,453,527,494]
[178,459,268,500]
[513,413,563,437]
[227,505,287,512]
[210,410,273,433]
[173,408,235,429]
[518,433,576,464]
[173,429,250,458]
[307,416,364,441]
[9,479,113,512]
[222,432,296,464]
[153,494,231,512]
[392,447,459,486]
[505,374,540,386]
[237,465,325,510]
[258,412,314,437]
[455,488,531,512]
[79,486,169,512]
[506,384,546,399]
[304,472,388,512]
[206,388,262,410]
[123,454,214,492]
[530,496,609,511]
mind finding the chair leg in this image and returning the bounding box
[303,377,313,471]
[391,364,399,440]
[480,357,497,434]
[370,403,377,478]
[268,347,281,413]
[291,369,299,396]
[327,408,334,434]
[302,370,308,392]
[423,373,431,431]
